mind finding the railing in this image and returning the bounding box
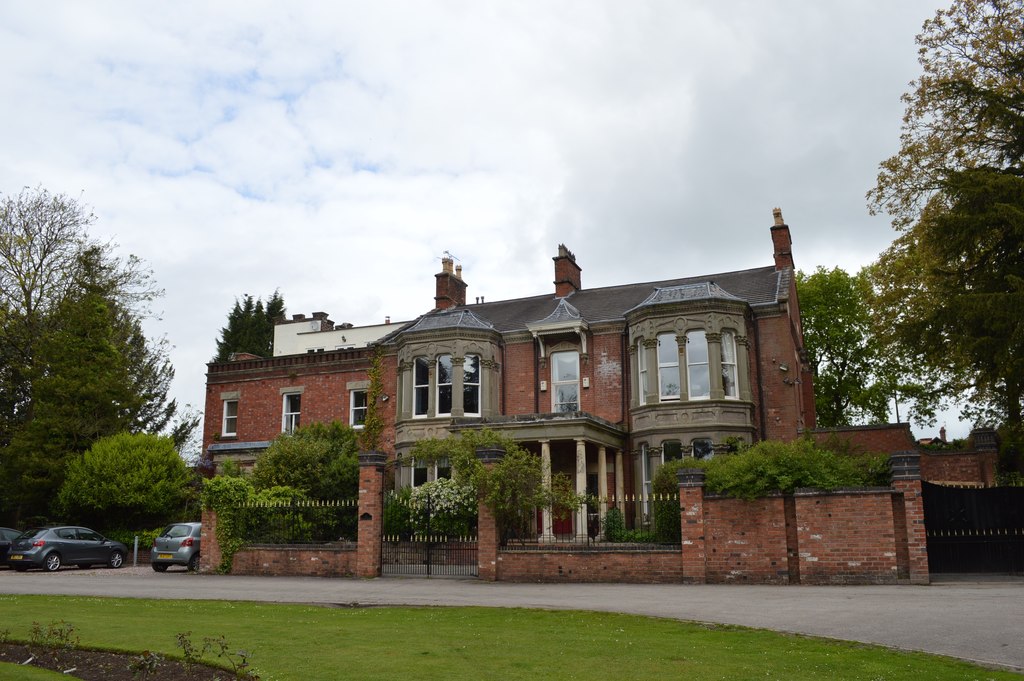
[235,498,359,545]
[500,493,682,550]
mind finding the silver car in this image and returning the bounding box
[150,522,202,572]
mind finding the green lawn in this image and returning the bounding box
[0,595,1014,681]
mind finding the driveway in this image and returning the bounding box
[2,567,1022,672]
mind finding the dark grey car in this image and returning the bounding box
[8,526,127,572]
[150,522,202,571]
[0,527,21,565]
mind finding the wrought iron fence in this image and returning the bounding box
[500,493,682,550]
[235,498,359,545]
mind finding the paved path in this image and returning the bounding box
[2,567,1022,672]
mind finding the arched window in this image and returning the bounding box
[436,355,454,416]
[413,357,430,417]
[721,331,738,399]
[463,354,480,416]
[637,339,648,406]
[686,330,710,399]
[657,333,680,400]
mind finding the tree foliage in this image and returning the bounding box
[250,421,360,500]
[213,291,285,361]
[797,267,897,426]
[0,187,194,524]
[57,432,194,530]
[358,347,385,452]
[869,0,1024,227]
[868,0,1024,465]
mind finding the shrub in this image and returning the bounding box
[603,507,626,542]
[409,477,477,537]
[702,438,886,500]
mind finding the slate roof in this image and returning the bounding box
[389,264,789,339]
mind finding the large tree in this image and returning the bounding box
[797,267,895,427]
[868,0,1024,463]
[0,187,193,523]
[213,291,285,362]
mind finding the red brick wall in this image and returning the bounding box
[502,340,537,414]
[204,350,374,454]
[704,496,790,584]
[809,424,916,454]
[753,313,806,442]
[496,550,683,583]
[231,546,355,577]
[920,451,997,486]
[583,332,624,423]
[793,489,900,584]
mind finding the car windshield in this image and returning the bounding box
[161,525,192,538]
[16,528,47,540]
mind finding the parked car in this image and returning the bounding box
[8,526,127,572]
[0,527,21,565]
[150,522,202,572]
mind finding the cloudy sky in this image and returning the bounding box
[0,1,961,439]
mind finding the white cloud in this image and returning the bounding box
[0,0,966,439]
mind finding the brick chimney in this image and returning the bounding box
[770,208,794,271]
[553,244,582,297]
[435,255,467,310]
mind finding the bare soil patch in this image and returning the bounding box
[0,643,239,680]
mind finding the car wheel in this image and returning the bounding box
[44,552,62,572]
[187,553,200,572]
[152,563,168,572]
[108,551,125,569]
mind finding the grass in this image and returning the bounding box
[0,595,1016,681]
[0,663,68,680]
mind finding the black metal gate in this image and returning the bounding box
[922,481,1024,573]
[381,491,478,577]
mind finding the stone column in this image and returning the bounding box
[575,439,588,541]
[678,468,707,584]
[451,354,465,416]
[736,335,752,401]
[706,332,724,400]
[643,339,659,404]
[677,334,689,400]
[540,440,553,542]
[597,445,608,525]
[891,452,929,585]
[476,446,505,581]
[356,451,387,578]
[614,449,625,513]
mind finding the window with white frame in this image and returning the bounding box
[640,442,652,518]
[282,393,301,433]
[551,350,579,413]
[350,390,367,428]
[657,333,681,400]
[637,339,648,406]
[463,354,480,416]
[721,331,738,398]
[436,355,454,416]
[414,357,430,417]
[686,330,710,399]
[222,400,238,437]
